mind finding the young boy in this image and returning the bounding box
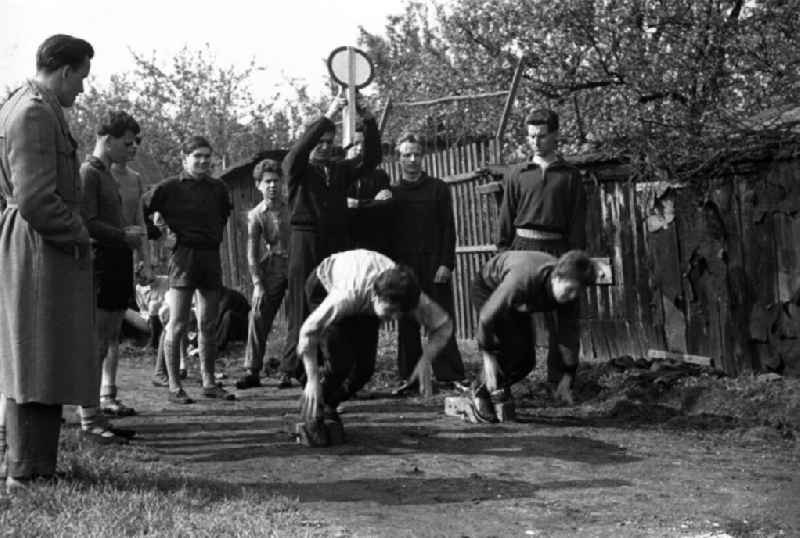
[78,110,143,444]
[143,136,234,403]
[236,159,290,389]
[470,250,597,421]
[297,249,454,447]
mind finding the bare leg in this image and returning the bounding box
[195,288,220,388]
[164,288,194,392]
[100,310,125,399]
[482,351,502,392]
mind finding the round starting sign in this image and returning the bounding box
[327,46,374,89]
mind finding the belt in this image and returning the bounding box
[516,228,564,240]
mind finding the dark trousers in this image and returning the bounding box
[4,399,62,479]
[510,236,571,383]
[471,275,537,388]
[245,255,288,372]
[395,253,464,382]
[305,272,380,407]
[148,315,163,351]
[282,229,328,378]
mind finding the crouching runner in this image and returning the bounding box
[297,249,453,446]
[470,250,596,422]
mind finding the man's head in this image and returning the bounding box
[97,111,140,165]
[252,158,282,202]
[550,250,597,303]
[525,108,559,160]
[346,122,365,160]
[309,122,336,163]
[181,136,213,178]
[35,34,94,107]
[129,135,142,162]
[371,265,422,320]
[396,132,424,180]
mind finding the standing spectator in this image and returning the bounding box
[143,136,234,403]
[77,110,144,443]
[345,124,393,254]
[496,108,587,403]
[0,34,96,491]
[389,133,464,390]
[280,96,380,387]
[236,159,290,389]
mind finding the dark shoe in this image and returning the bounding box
[277,374,292,389]
[202,385,236,401]
[322,405,342,424]
[235,373,262,390]
[168,389,194,404]
[80,426,130,445]
[100,398,137,417]
[151,374,169,388]
[472,385,498,423]
[179,368,188,379]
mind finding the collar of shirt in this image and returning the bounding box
[398,172,429,189]
[179,171,212,182]
[87,155,108,172]
[522,156,568,172]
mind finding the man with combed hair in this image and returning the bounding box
[280,96,381,388]
[389,133,464,391]
[497,108,587,401]
[236,158,290,389]
[0,34,95,491]
[470,250,597,420]
[77,110,144,444]
[143,136,234,403]
[297,249,453,446]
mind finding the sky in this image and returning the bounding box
[0,0,408,100]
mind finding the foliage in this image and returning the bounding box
[68,45,324,179]
[360,0,800,178]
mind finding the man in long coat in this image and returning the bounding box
[0,34,97,491]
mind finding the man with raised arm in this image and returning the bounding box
[279,96,380,388]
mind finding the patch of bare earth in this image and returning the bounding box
[85,332,799,537]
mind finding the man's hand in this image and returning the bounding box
[325,94,348,121]
[373,189,392,201]
[356,98,374,120]
[346,197,359,209]
[433,265,452,284]
[408,356,434,398]
[300,378,323,421]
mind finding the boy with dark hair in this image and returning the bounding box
[78,110,143,444]
[298,249,453,446]
[236,159,290,389]
[497,107,588,400]
[470,250,597,421]
[143,135,234,403]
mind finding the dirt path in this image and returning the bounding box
[104,350,799,538]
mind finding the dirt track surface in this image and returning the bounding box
[98,350,800,538]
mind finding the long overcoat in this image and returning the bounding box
[0,80,98,405]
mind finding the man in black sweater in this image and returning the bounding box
[471,250,596,420]
[280,96,381,386]
[389,133,464,389]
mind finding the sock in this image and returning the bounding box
[79,407,102,431]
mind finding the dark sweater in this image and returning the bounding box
[80,156,128,249]
[347,167,392,253]
[389,173,456,271]
[283,116,380,251]
[143,172,232,249]
[497,158,586,250]
[475,250,580,363]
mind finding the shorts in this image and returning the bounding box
[168,244,223,290]
[94,245,134,311]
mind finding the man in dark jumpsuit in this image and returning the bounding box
[497,108,587,403]
[389,133,464,388]
[470,250,596,420]
[280,96,381,386]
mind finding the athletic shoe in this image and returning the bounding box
[100,398,137,417]
[471,384,498,423]
[235,373,262,390]
[202,385,235,401]
[168,389,194,404]
[151,374,169,388]
[80,426,129,445]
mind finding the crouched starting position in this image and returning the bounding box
[297,249,453,446]
[470,250,596,421]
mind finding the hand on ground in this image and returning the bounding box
[300,379,323,421]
